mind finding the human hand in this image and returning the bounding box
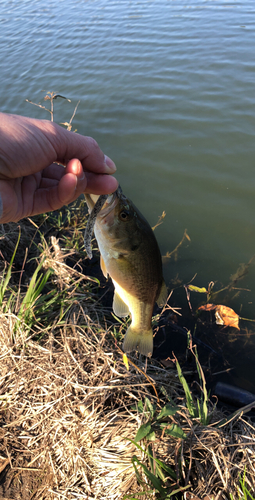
[0,113,118,224]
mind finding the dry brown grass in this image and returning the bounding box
[0,307,180,499]
[0,210,254,500]
[0,308,255,499]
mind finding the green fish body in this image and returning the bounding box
[85,187,167,357]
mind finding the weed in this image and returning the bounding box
[173,336,212,426]
[230,468,255,500]
[125,397,187,498]
[126,344,217,498]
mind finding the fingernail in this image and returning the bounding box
[104,154,116,173]
[79,171,85,181]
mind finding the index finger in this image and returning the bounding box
[40,123,117,175]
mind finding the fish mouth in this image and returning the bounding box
[84,186,124,258]
[97,186,124,221]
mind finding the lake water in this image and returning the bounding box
[1,0,255,393]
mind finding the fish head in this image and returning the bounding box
[95,186,146,252]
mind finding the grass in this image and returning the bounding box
[0,200,254,500]
[229,468,255,500]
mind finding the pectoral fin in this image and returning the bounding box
[100,255,108,278]
[113,290,130,318]
[156,280,168,308]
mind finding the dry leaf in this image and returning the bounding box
[215,305,240,330]
[198,303,217,312]
[187,284,207,293]
[184,493,201,500]
[160,358,175,368]
[198,303,240,330]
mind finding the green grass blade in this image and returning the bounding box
[153,457,176,481]
[147,444,155,476]
[4,289,16,313]
[194,346,209,425]
[144,397,156,419]
[123,490,155,499]
[127,438,176,480]
[16,260,53,333]
[132,456,165,495]
[131,456,144,484]
[0,230,20,306]
[175,358,197,418]
[18,261,53,322]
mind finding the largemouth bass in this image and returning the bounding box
[85,186,167,357]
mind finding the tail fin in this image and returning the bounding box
[122,326,153,357]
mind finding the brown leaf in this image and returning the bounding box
[160,358,175,368]
[184,494,221,500]
[198,304,240,329]
[198,303,217,312]
[215,305,240,330]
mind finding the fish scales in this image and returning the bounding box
[85,186,167,357]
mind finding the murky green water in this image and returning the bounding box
[1,0,255,392]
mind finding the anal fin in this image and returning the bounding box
[156,280,168,308]
[113,290,130,318]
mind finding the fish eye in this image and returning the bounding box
[119,210,130,221]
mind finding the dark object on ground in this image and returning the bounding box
[215,381,255,408]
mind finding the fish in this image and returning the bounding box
[85,186,168,357]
